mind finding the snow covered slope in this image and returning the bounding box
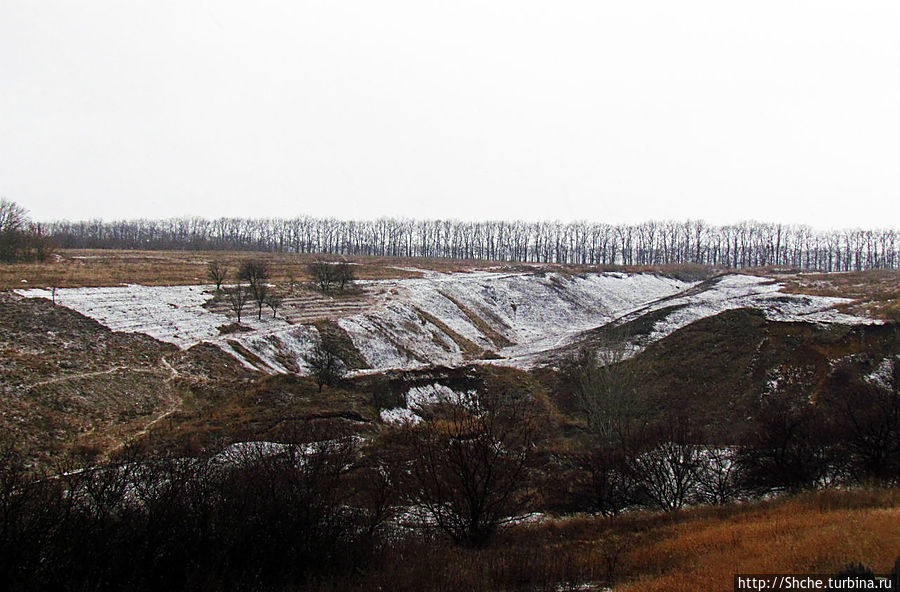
[338,272,690,369]
[621,274,874,344]
[16,271,877,375]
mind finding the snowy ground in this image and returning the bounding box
[16,271,878,376]
[380,383,479,425]
[339,271,692,370]
[621,274,876,344]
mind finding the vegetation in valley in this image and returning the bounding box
[1,242,899,591]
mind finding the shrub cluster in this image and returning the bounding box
[0,199,55,263]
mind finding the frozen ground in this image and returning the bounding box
[339,271,692,370]
[17,271,878,375]
[17,284,228,348]
[620,274,875,345]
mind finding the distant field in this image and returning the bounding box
[0,248,744,289]
[0,248,725,291]
[0,249,482,289]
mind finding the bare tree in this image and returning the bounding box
[693,445,741,505]
[238,259,270,320]
[302,341,345,391]
[307,259,334,292]
[821,359,900,484]
[207,260,228,291]
[575,445,640,516]
[227,283,249,323]
[36,212,900,271]
[0,198,27,234]
[736,390,833,494]
[565,337,647,446]
[334,260,355,292]
[265,293,283,319]
[0,198,52,262]
[628,420,703,511]
[400,391,537,547]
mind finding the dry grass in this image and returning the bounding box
[439,290,514,348]
[338,487,900,592]
[1,250,737,291]
[413,306,492,359]
[772,269,900,321]
[615,489,900,591]
[0,249,507,290]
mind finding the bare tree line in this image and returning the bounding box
[0,198,55,262]
[44,215,899,270]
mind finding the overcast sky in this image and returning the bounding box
[2,1,899,229]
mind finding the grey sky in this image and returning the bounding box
[2,1,898,229]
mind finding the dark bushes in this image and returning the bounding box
[0,435,389,592]
[0,199,55,263]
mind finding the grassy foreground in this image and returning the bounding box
[614,488,899,591]
[368,487,899,592]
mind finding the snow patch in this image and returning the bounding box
[17,284,228,348]
[405,383,477,410]
[640,275,876,343]
[865,358,895,391]
[379,407,422,425]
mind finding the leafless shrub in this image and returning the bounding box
[399,391,538,547]
[226,283,249,323]
[207,260,228,291]
[238,259,270,320]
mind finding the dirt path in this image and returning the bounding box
[110,394,181,454]
[25,365,141,389]
[99,356,185,458]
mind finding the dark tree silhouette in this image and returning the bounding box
[227,283,249,323]
[308,259,335,292]
[207,260,228,291]
[238,259,270,320]
[265,293,283,319]
[302,341,345,391]
[42,214,899,272]
[0,198,55,262]
[400,391,537,547]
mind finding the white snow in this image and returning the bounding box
[379,407,423,425]
[865,357,895,391]
[16,283,322,372]
[634,274,877,344]
[405,383,477,410]
[341,271,691,370]
[212,441,291,465]
[15,271,880,376]
[379,383,478,424]
[211,438,360,465]
[17,284,227,348]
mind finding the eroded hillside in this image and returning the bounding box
[0,292,252,465]
[3,267,895,466]
[16,270,877,376]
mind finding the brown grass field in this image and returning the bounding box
[0,248,691,289]
[613,488,899,591]
[0,249,441,289]
[356,487,900,592]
